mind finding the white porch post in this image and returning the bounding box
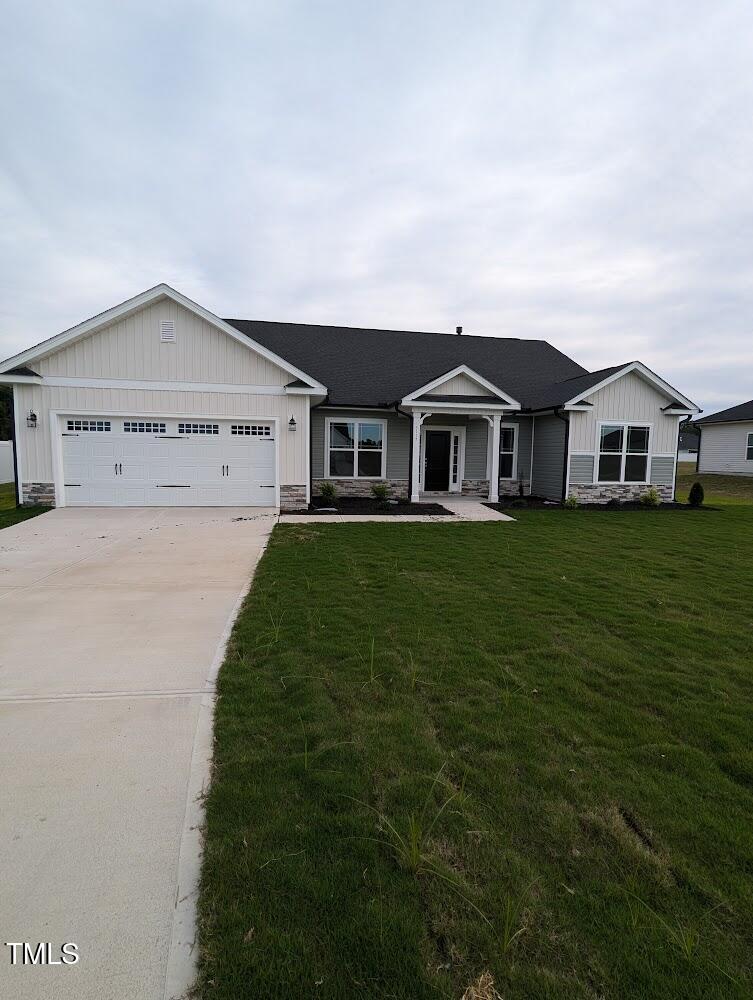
[410,411,424,502]
[488,414,501,502]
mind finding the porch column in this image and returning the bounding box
[410,411,423,502]
[488,414,501,502]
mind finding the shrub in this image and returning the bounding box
[319,481,337,503]
[688,481,704,507]
[370,482,390,505]
[640,487,660,507]
[563,494,579,509]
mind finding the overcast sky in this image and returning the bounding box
[2,2,752,412]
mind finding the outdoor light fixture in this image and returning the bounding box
[26,410,37,429]
[288,416,297,432]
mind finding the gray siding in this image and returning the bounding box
[698,422,753,475]
[531,414,567,499]
[465,420,488,478]
[570,453,595,485]
[650,455,675,486]
[312,408,409,479]
[513,417,533,483]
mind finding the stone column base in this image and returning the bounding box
[22,482,56,506]
[279,485,307,510]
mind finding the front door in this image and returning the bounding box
[424,430,451,490]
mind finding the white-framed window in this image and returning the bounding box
[124,421,166,433]
[178,423,219,435]
[747,433,753,461]
[231,424,272,437]
[598,423,650,483]
[499,425,517,479]
[66,419,111,432]
[326,418,386,478]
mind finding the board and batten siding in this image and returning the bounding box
[698,422,753,475]
[568,371,680,456]
[36,300,288,385]
[14,383,309,486]
[427,372,490,395]
[312,409,410,480]
[531,414,566,499]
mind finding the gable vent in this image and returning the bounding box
[160,319,176,343]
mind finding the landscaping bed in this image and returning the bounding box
[485,496,715,512]
[289,496,454,515]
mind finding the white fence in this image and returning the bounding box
[0,441,14,483]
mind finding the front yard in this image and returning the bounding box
[199,491,753,998]
[0,481,48,530]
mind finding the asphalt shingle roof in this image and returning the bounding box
[696,399,753,424]
[224,319,590,410]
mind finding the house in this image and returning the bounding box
[0,284,700,510]
[678,423,700,462]
[695,399,753,475]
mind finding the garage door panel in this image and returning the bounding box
[61,417,277,507]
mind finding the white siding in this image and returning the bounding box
[36,300,289,385]
[15,384,308,486]
[698,422,753,475]
[425,372,489,395]
[569,371,680,456]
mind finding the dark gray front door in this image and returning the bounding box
[424,430,451,490]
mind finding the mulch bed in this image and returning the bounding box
[484,498,717,512]
[287,497,454,516]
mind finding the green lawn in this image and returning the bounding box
[676,462,753,504]
[197,487,753,998]
[0,481,48,530]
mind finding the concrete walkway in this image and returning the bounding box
[0,507,276,1000]
[279,498,514,524]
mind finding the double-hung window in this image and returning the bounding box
[499,426,516,479]
[747,432,753,461]
[328,420,385,478]
[598,424,650,483]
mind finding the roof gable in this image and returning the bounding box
[0,284,326,391]
[402,364,521,408]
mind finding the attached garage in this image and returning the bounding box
[60,415,277,507]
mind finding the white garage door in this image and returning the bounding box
[61,417,277,506]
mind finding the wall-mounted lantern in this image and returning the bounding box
[288,416,297,432]
[26,410,37,429]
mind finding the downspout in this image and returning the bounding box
[9,385,20,506]
[554,407,570,501]
[695,423,701,475]
[395,403,413,501]
[309,397,328,504]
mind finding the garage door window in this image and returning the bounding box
[231,424,273,437]
[67,419,111,432]
[124,421,167,433]
[178,423,219,435]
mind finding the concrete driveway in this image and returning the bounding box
[0,507,276,1000]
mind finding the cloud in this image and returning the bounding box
[1,0,752,412]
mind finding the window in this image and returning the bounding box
[66,419,111,432]
[231,424,272,437]
[598,424,650,482]
[327,419,385,478]
[499,426,516,479]
[124,421,166,433]
[178,423,219,435]
[747,433,753,461]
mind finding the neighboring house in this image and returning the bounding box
[0,441,13,483]
[678,424,700,462]
[0,284,699,510]
[696,399,753,475]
